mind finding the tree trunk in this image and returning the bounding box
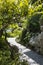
[0,29,3,37]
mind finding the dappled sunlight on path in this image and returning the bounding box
[7,38,43,65]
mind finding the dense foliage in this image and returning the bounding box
[19,0,43,46]
[0,37,28,65]
[0,0,43,64]
[0,0,29,65]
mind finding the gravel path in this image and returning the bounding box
[7,38,43,65]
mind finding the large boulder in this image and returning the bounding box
[29,32,43,54]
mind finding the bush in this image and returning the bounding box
[19,13,42,46]
[0,38,29,65]
[27,13,41,34]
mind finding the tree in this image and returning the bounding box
[0,0,29,59]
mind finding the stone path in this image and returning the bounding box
[7,38,43,65]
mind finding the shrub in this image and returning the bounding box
[0,38,29,65]
[27,13,41,34]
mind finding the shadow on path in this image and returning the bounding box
[24,50,43,65]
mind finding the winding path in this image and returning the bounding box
[7,38,43,65]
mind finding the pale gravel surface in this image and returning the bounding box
[7,38,43,65]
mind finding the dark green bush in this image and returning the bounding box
[19,28,31,46]
[27,13,41,33]
[19,13,42,46]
